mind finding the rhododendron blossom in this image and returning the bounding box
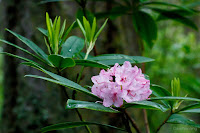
[91,61,152,107]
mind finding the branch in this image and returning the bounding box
[143,109,150,133]
[124,110,141,133]
[156,111,172,133]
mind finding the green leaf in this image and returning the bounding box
[39,0,69,4]
[151,8,198,30]
[83,16,92,42]
[132,11,157,48]
[149,96,200,102]
[88,54,154,66]
[141,1,194,12]
[0,52,45,68]
[46,12,53,42]
[41,121,126,133]
[151,84,171,97]
[180,109,200,113]
[77,18,86,36]
[167,114,200,128]
[61,36,84,58]
[60,21,76,46]
[25,64,99,99]
[178,103,200,113]
[21,62,43,70]
[186,2,200,8]
[75,59,109,69]
[76,52,94,59]
[157,13,198,30]
[25,74,99,99]
[59,19,66,39]
[93,18,108,42]
[48,54,75,69]
[66,99,119,113]
[76,9,95,26]
[149,7,196,16]
[6,29,51,64]
[37,27,48,36]
[0,39,45,63]
[150,84,172,107]
[124,101,169,112]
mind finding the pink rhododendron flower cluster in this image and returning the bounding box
[91,61,152,107]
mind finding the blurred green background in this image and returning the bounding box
[0,0,200,133]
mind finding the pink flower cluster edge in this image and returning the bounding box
[91,61,152,107]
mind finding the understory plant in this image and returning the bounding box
[1,12,200,133]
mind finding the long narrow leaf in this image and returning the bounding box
[180,109,200,113]
[94,18,108,42]
[0,52,45,68]
[0,39,44,62]
[167,114,200,128]
[149,96,200,102]
[141,1,194,13]
[66,99,119,113]
[6,29,51,65]
[178,103,200,113]
[25,74,99,99]
[41,121,126,133]
[60,21,76,46]
[124,101,169,112]
[75,59,109,69]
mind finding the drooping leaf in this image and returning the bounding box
[132,11,157,48]
[41,121,126,133]
[141,1,194,12]
[0,52,44,68]
[0,39,44,63]
[157,13,198,30]
[48,54,75,69]
[75,59,109,69]
[61,36,84,58]
[25,74,99,99]
[88,54,154,66]
[6,29,51,64]
[150,8,198,30]
[167,114,200,128]
[148,7,196,16]
[124,101,169,112]
[21,62,43,70]
[66,99,119,113]
[25,64,99,99]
